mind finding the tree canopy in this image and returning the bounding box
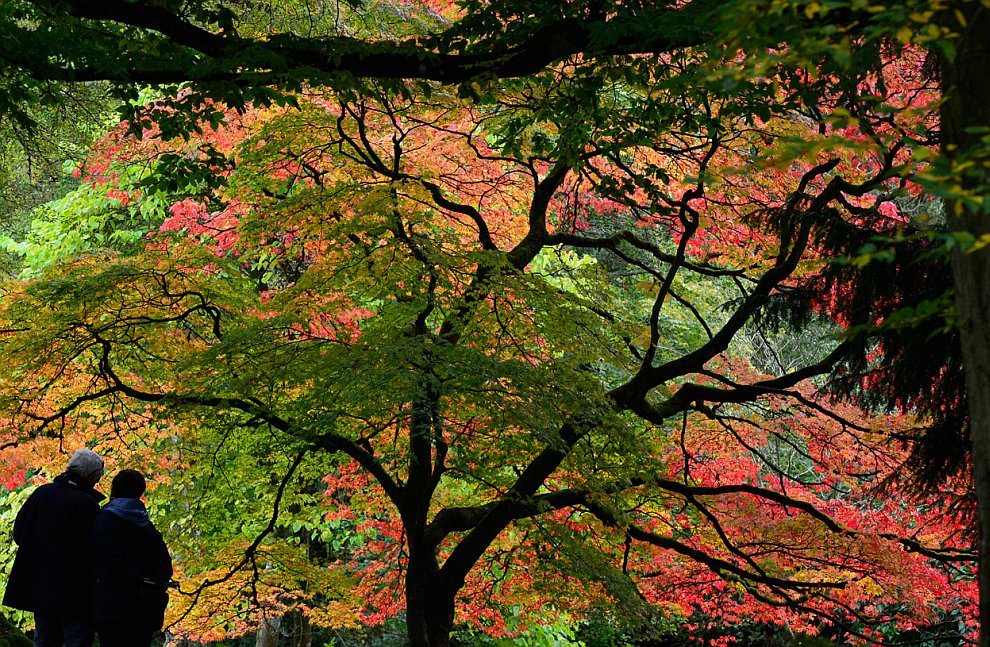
[0,1,985,646]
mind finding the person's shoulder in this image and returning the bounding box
[94,507,151,528]
[94,507,123,522]
[23,480,62,503]
[30,481,58,494]
[90,508,122,536]
[66,485,103,510]
[16,482,49,510]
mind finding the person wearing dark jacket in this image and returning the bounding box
[3,448,106,647]
[89,469,172,647]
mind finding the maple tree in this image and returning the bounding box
[0,1,985,646]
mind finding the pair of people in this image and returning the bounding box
[3,449,172,647]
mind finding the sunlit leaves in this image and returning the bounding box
[0,1,978,642]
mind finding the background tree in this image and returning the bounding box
[937,3,990,644]
[0,1,981,645]
[0,82,115,274]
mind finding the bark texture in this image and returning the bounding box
[943,3,990,645]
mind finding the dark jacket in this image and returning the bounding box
[2,470,104,615]
[90,498,172,629]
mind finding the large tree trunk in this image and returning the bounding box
[405,556,457,647]
[943,2,990,646]
[953,217,990,646]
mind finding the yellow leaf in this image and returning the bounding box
[971,233,990,253]
[858,576,885,597]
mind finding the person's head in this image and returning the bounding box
[66,448,105,486]
[110,469,146,500]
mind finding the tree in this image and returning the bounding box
[939,2,990,645]
[0,81,116,275]
[0,1,978,645]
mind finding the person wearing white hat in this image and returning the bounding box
[3,449,106,647]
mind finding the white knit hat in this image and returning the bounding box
[67,448,105,481]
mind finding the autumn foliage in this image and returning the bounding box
[0,2,978,645]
